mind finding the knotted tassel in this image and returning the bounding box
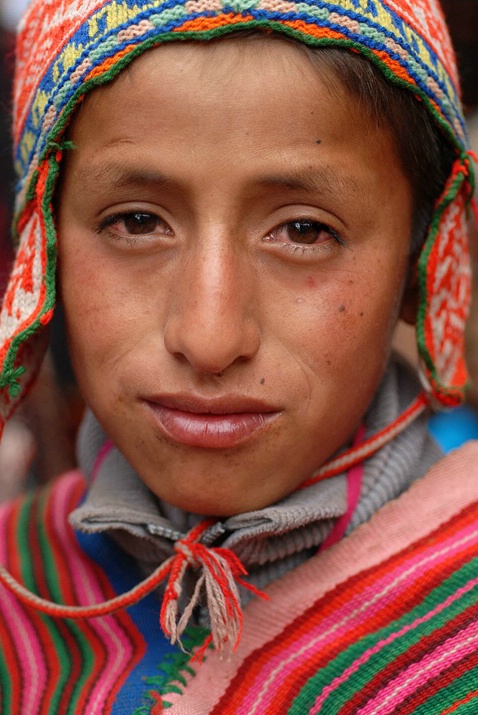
[161,520,267,656]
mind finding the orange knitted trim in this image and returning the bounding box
[84,45,138,82]
[300,392,429,488]
[174,12,255,33]
[372,49,416,85]
[280,20,347,42]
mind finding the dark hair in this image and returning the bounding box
[297,45,455,254]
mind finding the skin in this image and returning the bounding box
[58,38,414,516]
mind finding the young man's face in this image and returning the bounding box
[58,39,413,516]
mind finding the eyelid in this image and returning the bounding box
[95,210,172,235]
[268,218,346,247]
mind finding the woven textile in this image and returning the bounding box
[0,472,148,714]
[0,0,475,426]
[0,443,477,713]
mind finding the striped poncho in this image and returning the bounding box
[1,441,478,714]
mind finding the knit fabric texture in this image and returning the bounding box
[0,440,477,713]
[0,0,475,427]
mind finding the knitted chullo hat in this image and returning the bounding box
[0,0,475,430]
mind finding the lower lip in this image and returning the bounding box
[147,404,279,449]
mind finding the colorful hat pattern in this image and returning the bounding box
[0,0,475,431]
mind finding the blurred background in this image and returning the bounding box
[0,0,476,499]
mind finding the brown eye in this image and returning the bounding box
[123,213,160,235]
[287,221,328,244]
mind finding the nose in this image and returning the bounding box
[163,239,261,375]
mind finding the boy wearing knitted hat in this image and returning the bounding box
[0,0,477,713]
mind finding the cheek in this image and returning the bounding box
[58,236,135,390]
[278,268,404,379]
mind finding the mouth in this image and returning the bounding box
[144,394,281,449]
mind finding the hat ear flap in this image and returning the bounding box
[416,160,473,408]
[0,157,58,430]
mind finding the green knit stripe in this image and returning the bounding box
[408,661,478,715]
[290,555,478,713]
[35,485,100,714]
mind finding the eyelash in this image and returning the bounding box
[95,212,171,243]
[266,219,345,252]
[95,212,345,254]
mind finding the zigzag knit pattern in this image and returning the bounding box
[0,473,147,714]
[12,0,466,203]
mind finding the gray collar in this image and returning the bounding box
[70,357,443,589]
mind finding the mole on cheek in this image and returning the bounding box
[338,304,346,313]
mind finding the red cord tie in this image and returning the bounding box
[161,521,267,656]
[0,517,266,657]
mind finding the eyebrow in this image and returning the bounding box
[75,162,177,190]
[255,169,361,200]
[75,161,362,201]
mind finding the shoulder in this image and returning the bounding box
[163,440,478,714]
[0,471,157,714]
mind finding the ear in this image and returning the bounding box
[399,259,419,326]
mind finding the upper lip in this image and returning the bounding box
[144,393,281,415]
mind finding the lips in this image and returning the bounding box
[145,394,281,449]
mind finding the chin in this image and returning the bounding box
[149,476,278,517]
[162,491,256,518]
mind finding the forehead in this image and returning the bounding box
[76,38,347,139]
[66,39,404,207]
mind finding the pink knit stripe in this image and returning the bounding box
[85,620,138,712]
[354,618,478,715]
[91,440,114,482]
[306,518,478,645]
[168,523,478,715]
[0,586,47,713]
[0,503,47,714]
[238,567,478,714]
[50,472,141,711]
[321,425,366,550]
[310,573,478,714]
